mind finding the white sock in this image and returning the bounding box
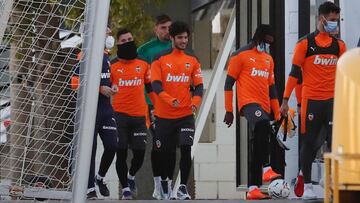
[263,166,271,174]
[96,174,104,180]
[248,185,258,192]
[298,170,303,176]
[304,183,312,189]
[168,179,173,193]
[127,172,135,180]
[122,187,130,192]
[154,176,161,190]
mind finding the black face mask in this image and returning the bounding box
[117,41,137,60]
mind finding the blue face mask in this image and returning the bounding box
[324,19,338,33]
[256,42,270,53]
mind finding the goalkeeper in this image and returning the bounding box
[71,27,118,199]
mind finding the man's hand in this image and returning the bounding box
[280,99,289,117]
[172,99,180,107]
[100,86,117,97]
[223,112,234,128]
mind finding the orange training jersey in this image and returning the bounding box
[151,48,203,119]
[111,57,151,117]
[227,46,275,114]
[289,31,346,100]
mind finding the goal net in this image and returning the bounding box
[0,0,90,201]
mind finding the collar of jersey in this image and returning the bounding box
[172,48,184,55]
[155,37,171,45]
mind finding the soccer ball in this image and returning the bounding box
[268,179,290,199]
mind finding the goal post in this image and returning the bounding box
[0,0,110,202]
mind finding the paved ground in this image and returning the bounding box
[1,199,323,203]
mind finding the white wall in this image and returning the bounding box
[194,70,245,199]
[340,0,360,49]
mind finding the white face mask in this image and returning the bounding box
[105,36,115,50]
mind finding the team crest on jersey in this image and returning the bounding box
[308,113,314,121]
[135,66,141,73]
[265,59,270,64]
[156,140,161,148]
[185,63,191,69]
[255,110,262,117]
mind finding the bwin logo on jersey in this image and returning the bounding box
[166,73,190,82]
[313,55,338,66]
[250,67,269,78]
[118,77,142,86]
[101,71,111,79]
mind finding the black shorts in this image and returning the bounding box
[154,115,195,151]
[302,98,333,150]
[241,103,270,131]
[114,112,148,150]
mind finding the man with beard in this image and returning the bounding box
[111,29,156,199]
[151,21,203,200]
[280,1,346,200]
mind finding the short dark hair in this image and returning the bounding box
[169,21,190,37]
[252,24,274,43]
[116,28,130,40]
[318,1,340,15]
[155,14,172,25]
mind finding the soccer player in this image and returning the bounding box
[151,21,203,200]
[223,24,281,200]
[71,27,118,199]
[280,1,346,200]
[111,29,155,200]
[137,14,172,200]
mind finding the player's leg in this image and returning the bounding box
[300,99,324,200]
[87,125,99,199]
[155,116,176,200]
[114,112,132,200]
[150,109,163,199]
[95,116,118,197]
[242,103,271,200]
[127,116,147,198]
[176,115,195,200]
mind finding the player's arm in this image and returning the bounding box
[191,60,204,111]
[268,58,280,121]
[338,40,347,57]
[295,74,302,107]
[144,64,156,104]
[99,59,117,97]
[151,58,178,106]
[223,55,241,127]
[281,39,306,115]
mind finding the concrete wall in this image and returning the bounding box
[194,71,245,199]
